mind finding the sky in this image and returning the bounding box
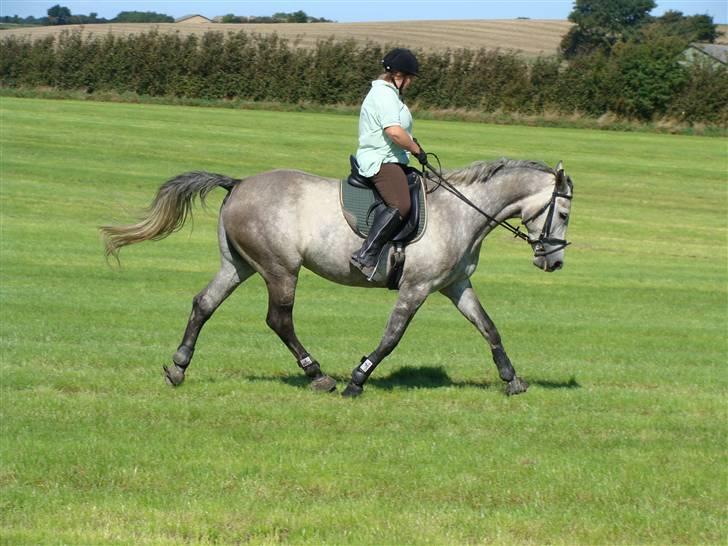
[1,0,726,24]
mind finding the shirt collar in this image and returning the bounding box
[372,80,399,94]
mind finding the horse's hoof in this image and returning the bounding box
[310,375,337,393]
[341,382,363,398]
[505,376,528,396]
[163,364,186,387]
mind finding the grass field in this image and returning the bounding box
[1,97,726,545]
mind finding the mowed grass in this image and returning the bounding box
[1,97,726,545]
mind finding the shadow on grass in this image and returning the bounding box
[531,376,581,390]
[246,365,581,391]
[369,365,479,390]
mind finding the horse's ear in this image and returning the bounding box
[555,161,568,193]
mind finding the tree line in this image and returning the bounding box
[0,5,330,25]
[561,0,719,57]
[0,5,173,25]
[220,11,333,23]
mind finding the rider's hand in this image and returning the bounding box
[414,142,428,166]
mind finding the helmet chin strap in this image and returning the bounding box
[393,75,406,95]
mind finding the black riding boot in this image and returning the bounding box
[350,205,403,279]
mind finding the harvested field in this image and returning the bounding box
[0,19,573,56]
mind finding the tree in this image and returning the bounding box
[603,35,688,119]
[643,10,719,44]
[561,0,657,57]
[113,11,174,23]
[44,5,106,25]
[47,4,71,25]
[290,10,308,23]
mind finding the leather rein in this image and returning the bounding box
[421,156,572,257]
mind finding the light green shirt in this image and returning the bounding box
[355,80,413,178]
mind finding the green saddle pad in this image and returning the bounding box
[339,178,427,241]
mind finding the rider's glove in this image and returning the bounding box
[414,140,428,166]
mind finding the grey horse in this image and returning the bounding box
[101,158,573,397]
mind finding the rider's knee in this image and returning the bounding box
[397,200,411,219]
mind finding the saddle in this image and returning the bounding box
[340,156,427,289]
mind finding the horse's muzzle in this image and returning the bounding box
[533,256,563,272]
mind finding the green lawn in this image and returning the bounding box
[1,97,726,545]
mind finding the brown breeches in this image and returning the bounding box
[372,163,411,219]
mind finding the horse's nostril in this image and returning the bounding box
[553,261,563,270]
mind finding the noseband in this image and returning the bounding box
[522,185,573,257]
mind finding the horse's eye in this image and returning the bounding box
[559,212,569,223]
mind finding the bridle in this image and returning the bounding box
[421,157,572,257]
[521,182,573,257]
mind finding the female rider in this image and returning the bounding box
[350,48,427,278]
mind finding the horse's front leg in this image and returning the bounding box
[440,279,528,395]
[342,286,429,397]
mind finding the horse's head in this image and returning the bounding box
[521,161,573,272]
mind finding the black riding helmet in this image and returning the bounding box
[382,48,419,76]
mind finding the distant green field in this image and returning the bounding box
[1,97,726,545]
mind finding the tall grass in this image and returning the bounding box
[1,97,726,545]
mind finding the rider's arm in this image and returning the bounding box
[384,125,423,155]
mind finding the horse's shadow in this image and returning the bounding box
[247,365,580,391]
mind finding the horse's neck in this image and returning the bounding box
[438,171,549,232]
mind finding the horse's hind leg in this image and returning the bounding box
[440,279,528,395]
[164,242,254,386]
[264,272,337,392]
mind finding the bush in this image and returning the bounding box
[0,29,724,125]
[669,60,728,124]
[552,51,612,116]
[603,36,688,120]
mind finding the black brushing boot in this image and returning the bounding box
[342,356,375,398]
[350,205,403,280]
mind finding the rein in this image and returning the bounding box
[421,154,571,256]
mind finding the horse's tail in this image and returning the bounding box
[100,171,241,259]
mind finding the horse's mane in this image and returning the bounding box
[444,158,555,186]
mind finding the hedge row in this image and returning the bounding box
[1,29,726,123]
